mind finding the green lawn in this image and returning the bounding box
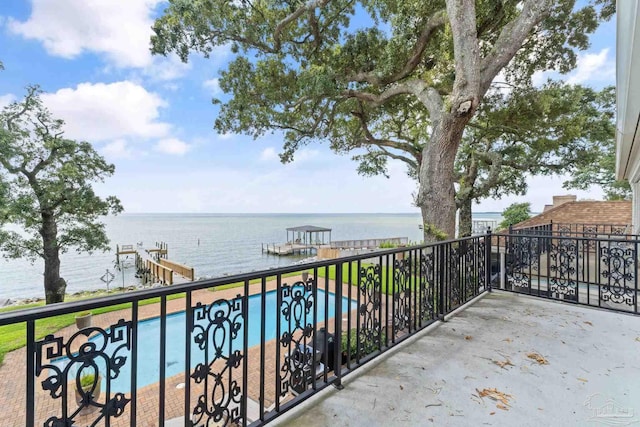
[0,270,307,366]
[315,261,423,295]
[0,265,428,366]
[0,293,185,366]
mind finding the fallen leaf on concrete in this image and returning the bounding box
[577,377,588,382]
[490,412,496,415]
[527,352,549,365]
[635,337,640,342]
[496,403,509,411]
[503,338,512,343]
[476,388,513,408]
[465,335,473,340]
[584,321,593,326]
[493,358,514,369]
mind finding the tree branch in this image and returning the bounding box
[344,80,444,127]
[480,0,552,94]
[352,104,422,159]
[273,0,331,50]
[346,9,447,85]
[446,0,480,104]
[378,146,418,170]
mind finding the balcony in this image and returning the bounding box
[0,227,638,426]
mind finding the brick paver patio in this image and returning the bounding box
[0,274,378,427]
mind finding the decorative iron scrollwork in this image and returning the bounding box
[611,225,627,235]
[393,257,411,333]
[461,241,478,301]
[548,240,578,297]
[35,320,132,427]
[419,251,435,322]
[477,238,487,292]
[506,237,532,292]
[279,281,315,396]
[448,245,462,307]
[190,297,245,426]
[358,264,382,355]
[600,245,636,307]
[557,225,572,237]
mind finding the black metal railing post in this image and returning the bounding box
[26,320,35,427]
[333,262,344,390]
[438,243,446,321]
[486,228,492,292]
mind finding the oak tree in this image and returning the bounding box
[152,0,612,240]
[0,87,123,304]
[456,83,616,236]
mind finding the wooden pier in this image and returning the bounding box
[116,242,194,286]
[262,242,317,255]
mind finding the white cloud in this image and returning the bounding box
[260,147,279,162]
[0,93,16,108]
[143,55,192,82]
[531,70,549,87]
[155,138,190,155]
[41,81,170,142]
[203,78,222,95]
[8,0,162,69]
[101,139,136,159]
[566,48,615,85]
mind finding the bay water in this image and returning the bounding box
[0,212,500,300]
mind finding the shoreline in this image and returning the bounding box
[1,256,322,308]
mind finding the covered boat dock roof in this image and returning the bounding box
[285,225,332,246]
[285,225,332,233]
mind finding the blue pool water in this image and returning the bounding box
[53,287,355,392]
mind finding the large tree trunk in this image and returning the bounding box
[41,213,66,304]
[458,196,473,238]
[417,114,472,242]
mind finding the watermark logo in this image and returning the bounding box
[584,393,639,426]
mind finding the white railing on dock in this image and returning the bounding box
[330,237,408,249]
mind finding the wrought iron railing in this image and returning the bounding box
[511,222,631,238]
[0,234,490,427]
[495,231,639,315]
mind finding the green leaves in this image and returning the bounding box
[0,87,123,301]
[152,0,613,240]
[499,202,531,230]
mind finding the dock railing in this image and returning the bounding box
[329,237,409,249]
[159,259,195,281]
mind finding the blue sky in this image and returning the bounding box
[0,1,617,214]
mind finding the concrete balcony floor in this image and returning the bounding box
[274,292,640,427]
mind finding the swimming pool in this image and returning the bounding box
[53,287,355,392]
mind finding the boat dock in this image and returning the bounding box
[262,225,332,256]
[262,242,317,255]
[262,225,410,256]
[116,242,195,286]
